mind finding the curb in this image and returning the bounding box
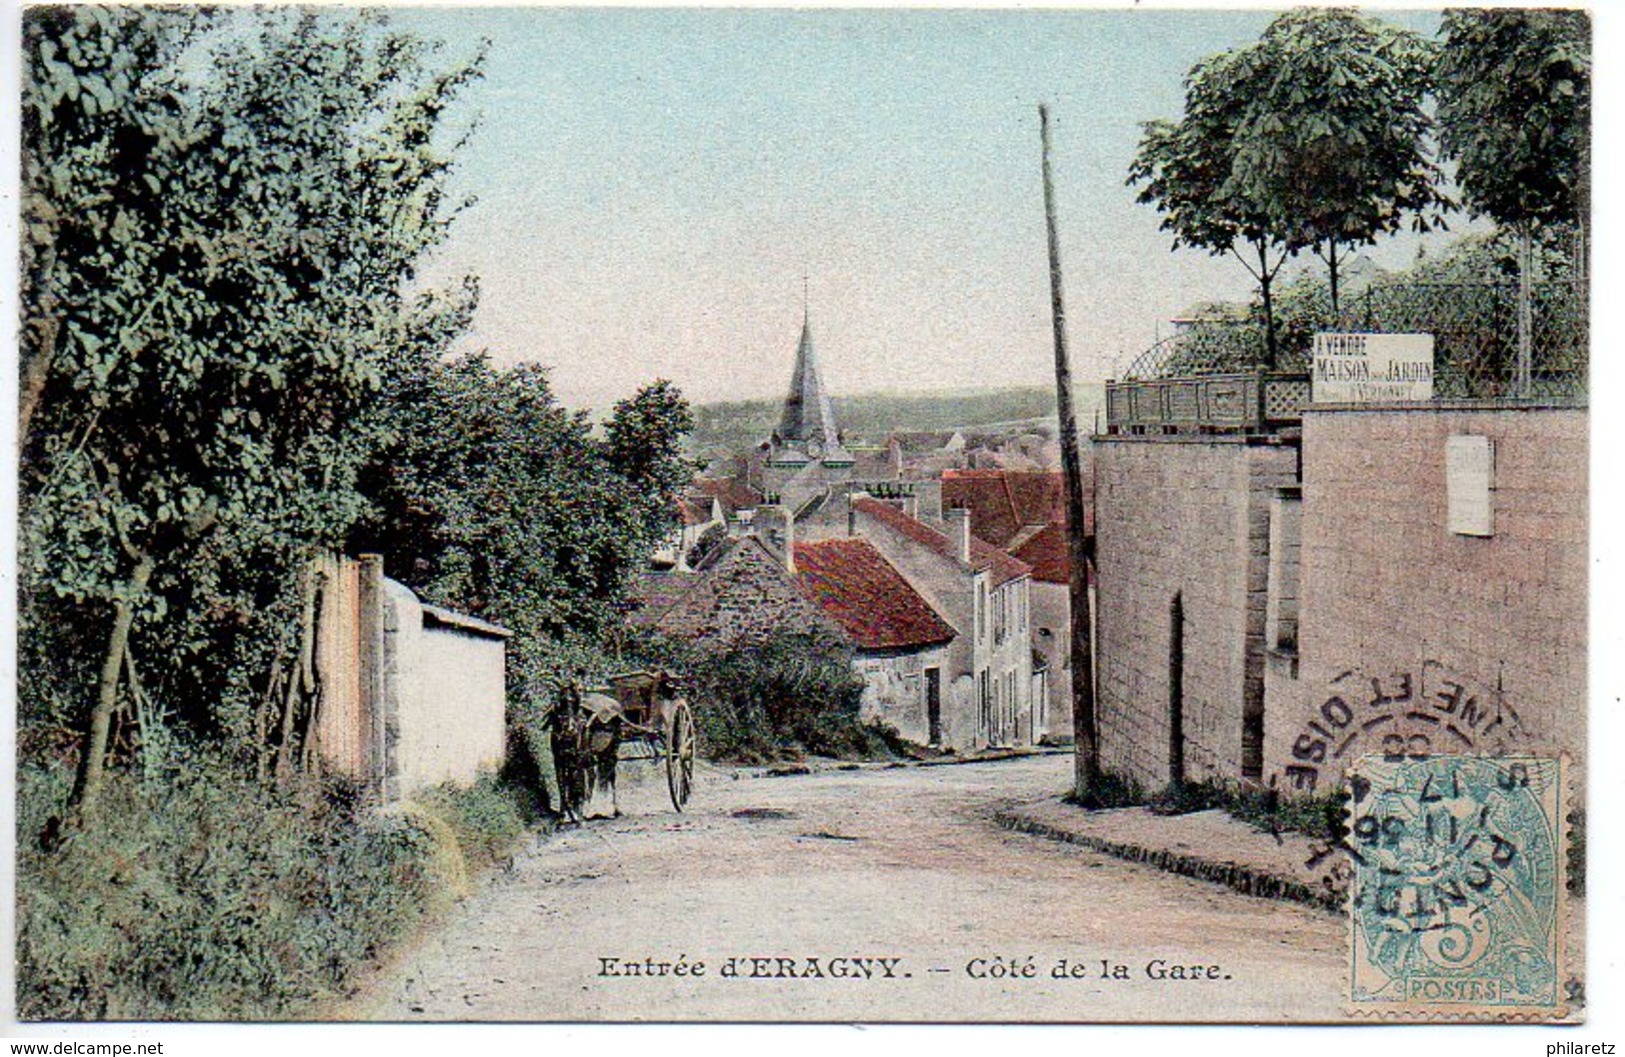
[992,806,1345,916]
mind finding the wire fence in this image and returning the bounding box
[1124,279,1588,401]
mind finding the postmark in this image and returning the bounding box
[1346,754,1566,1018]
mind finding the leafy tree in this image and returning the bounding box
[1224,9,1448,316]
[351,355,695,709]
[605,378,697,541]
[18,8,482,813]
[1435,9,1590,395]
[1130,9,1449,362]
[1129,48,1294,365]
[1436,9,1590,231]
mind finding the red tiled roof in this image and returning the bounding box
[1011,522,1070,584]
[794,539,955,651]
[942,469,1094,583]
[941,469,1071,549]
[851,497,1030,588]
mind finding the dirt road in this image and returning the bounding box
[344,753,1343,1022]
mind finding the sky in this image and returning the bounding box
[393,7,1464,412]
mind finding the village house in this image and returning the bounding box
[635,532,839,647]
[941,468,1086,743]
[632,517,976,750]
[846,495,1037,749]
[794,538,957,745]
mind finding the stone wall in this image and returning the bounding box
[1093,436,1298,789]
[315,555,508,799]
[1268,404,1586,797]
[654,536,840,646]
[391,593,509,796]
[855,644,951,745]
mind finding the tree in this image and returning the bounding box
[1129,49,1294,366]
[19,8,483,813]
[605,379,697,541]
[1224,9,1448,316]
[1130,9,1449,360]
[1435,9,1590,395]
[351,355,695,709]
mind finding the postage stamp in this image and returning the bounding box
[1346,754,1569,1019]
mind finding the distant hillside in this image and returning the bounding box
[689,384,1107,456]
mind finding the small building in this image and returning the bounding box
[942,469,1089,742]
[314,553,510,799]
[794,538,956,746]
[639,534,840,648]
[850,496,1037,749]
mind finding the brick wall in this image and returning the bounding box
[1269,404,1586,797]
[1093,436,1298,789]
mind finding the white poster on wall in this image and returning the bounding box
[1312,332,1435,402]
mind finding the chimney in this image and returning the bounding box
[916,479,943,522]
[782,506,797,574]
[945,506,972,564]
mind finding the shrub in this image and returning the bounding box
[685,630,877,762]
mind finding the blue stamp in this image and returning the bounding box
[1347,755,1566,1017]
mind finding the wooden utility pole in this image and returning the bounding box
[1039,103,1100,800]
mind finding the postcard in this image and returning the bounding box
[8,1,1601,1037]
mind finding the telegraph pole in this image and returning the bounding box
[1039,103,1100,801]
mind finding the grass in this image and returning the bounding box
[1064,771,1348,844]
[14,754,542,1021]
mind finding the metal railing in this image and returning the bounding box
[1120,279,1588,403]
[1104,372,1311,435]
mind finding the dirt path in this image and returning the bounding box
[342,754,1343,1022]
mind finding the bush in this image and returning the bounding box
[685,630,878,762]
[13,751,510,1021]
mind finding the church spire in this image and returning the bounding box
[768,284,853,467]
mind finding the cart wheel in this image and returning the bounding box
[665,699,696,812]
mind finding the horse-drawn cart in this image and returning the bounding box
[550,670,695,818]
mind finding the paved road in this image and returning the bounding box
[344,754,1343,1022]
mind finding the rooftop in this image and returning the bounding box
[851,496,1031,588]
[794,538,956,651]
